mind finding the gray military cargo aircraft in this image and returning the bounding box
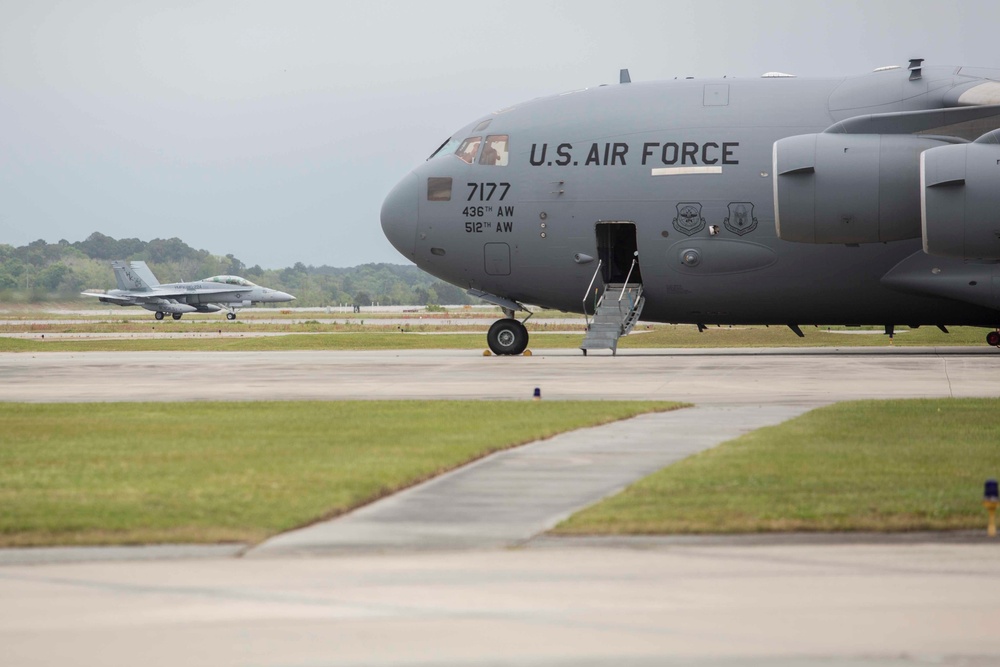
[81,260,295,320]
[381,60,1000,355]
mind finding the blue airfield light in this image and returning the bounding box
[983,479,999,537]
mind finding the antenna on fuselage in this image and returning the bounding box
[619,68,631,84]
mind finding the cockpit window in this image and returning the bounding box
[479,135,509,166]
[428,137,460,160]
[206,275,255,287]
[455,136,481,164]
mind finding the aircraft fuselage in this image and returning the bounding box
[382,65,1000,338]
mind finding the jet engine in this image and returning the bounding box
[774,133,946,244]
[921,129,1000,260]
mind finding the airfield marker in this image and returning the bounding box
[983,479,998,537]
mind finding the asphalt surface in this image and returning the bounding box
[2,346,997,403]
[3,543,999,667]
[2,347,1000,666]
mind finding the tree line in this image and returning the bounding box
[0,232,473,307]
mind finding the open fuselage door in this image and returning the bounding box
[582,222,645,355]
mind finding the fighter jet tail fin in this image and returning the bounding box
[111,260,153,292]
[129,261,161,288]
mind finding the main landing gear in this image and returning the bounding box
[172,313,182,320]
[987,330,1000,347]
[487,318,529,356]
[154,311,164,321]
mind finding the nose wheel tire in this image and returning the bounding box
[987,330,1000,347]
[487,318,529,356]
[226,312,236,321]
[154,311,164,321]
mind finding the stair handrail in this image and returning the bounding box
[582,259,603,329]
[619,258,638,302]
[622,290,645,336]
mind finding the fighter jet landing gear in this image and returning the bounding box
[172,313,183,320]
[487,318,529,356]
[154,311,164,321]
[987,330,1000,347]
[226,312,237,321]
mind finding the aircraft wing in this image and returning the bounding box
[80,292,137,304]
[822,104,1000,140]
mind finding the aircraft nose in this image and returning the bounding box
[381,174,418,257]
[263,289,295,302]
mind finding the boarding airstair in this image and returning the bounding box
[580,259,645,355]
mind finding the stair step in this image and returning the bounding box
[582,284,645,352]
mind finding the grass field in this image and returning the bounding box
[555,398,1000,535]
[0,332,525,352]
[0,324,992,353]
[1,303,995,350]
[0,400,681,547]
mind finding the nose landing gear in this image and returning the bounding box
[468,289,533,356]
[487,318,529,356]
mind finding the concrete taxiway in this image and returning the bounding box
[3,543,999,667]
[3,347,1000,665]
[2,346,999,403]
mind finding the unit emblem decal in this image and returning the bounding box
[724,202,759,236]
[672,202,706,236]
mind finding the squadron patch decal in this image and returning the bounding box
[724,202,759,236]
[673,202,706,236]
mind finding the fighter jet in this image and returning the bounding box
[382,60,1000,354]
[81,260,295,320]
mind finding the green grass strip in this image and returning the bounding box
[0,333,581,352]
[618,325,991,348]
[0,400,681,547]
[0,325,991,353]
[556,398,1000,534]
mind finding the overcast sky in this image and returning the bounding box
[1,0,998,268]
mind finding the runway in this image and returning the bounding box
[3,347,1000,665]
[2,346,999,404]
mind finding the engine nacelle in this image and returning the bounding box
[774,133,945,244]
[921,130,1000,260]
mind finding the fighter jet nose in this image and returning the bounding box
[381,174,418,257]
